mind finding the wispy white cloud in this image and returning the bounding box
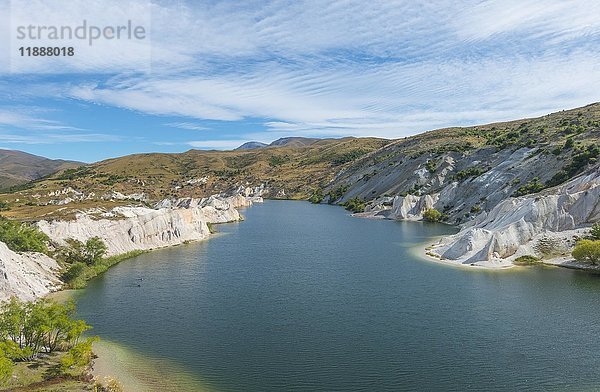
[0,108,82,131]
[0,132,120,144]
[165,122,209,131]
[4,0,600,144]
[186,140,249,149]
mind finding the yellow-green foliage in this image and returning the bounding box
[0,356,13,386]
[422,208,446,222]
[0,216,49,253]
[572,240,600,264]
[60,337,98,373]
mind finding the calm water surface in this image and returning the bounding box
[74,201,600,391]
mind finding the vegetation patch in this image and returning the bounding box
[0,298,95,390]
[572,240,600,265]
[0,216,49,253]
[342,197,366,213]
[514,255,541,265]
[513,177,544,197]
[308,188,324,204]
[57,237,145,289]
[422,208,447,222]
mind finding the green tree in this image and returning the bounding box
[422,208,445,222]
[590,223,600,240]
[572,240,600,264]
[0,356,13,386]
[85,237,108,265]
[342,197,366,213]
[60,237,107,266]
[0,217,49,253]
[60,337,98,373]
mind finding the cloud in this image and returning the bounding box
[186,140,249,150]
[3,0,600,145]
[0,132,120,144]
[0,108,82,131]
[165,122,209,131]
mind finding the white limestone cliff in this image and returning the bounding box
[428,170,600,266]
[0,242,61,302]
[37,195,257,256]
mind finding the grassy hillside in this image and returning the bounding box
[322,103,600,222]
[0,103,598,222]
[0,149,81,190]
[0,137,389,220]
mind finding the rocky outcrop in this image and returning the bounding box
[428,169,600,266]
[38,195,258,256]
[0,242,61,301]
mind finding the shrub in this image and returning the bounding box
[0,356,12,386]
[58,237,107,266]
[342,197,366,213]
[513,177,544,197]
[328,185,349,204]
[0,202,9,212]
[0,217,49,253]
[425,160,437,174]
[564,138,574,149]
[454,166,488,181]
[591,223,600,240]
[62,262,87,283]
[268,155,289,167]
[308,189,324,204]
[331,149,368,165]
[572,240,600,264]
[514,255,541,265]
[60,337,98,373]
[422,208,446,222]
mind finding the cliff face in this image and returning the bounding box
[428,169,600,266]
[0,242,61,301]
[37,195,256,256]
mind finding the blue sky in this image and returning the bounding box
[1,0,600,162]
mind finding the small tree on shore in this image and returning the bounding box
[572,240,600,264]
[423,208,446,222]
[59,237,107,266]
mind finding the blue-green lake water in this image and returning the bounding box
[74,201,600,391]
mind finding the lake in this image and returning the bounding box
[73,200,600,391]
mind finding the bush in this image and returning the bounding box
[61,262,87,283]
[591,223,600,240]
[514,255,541,265]
[0,356,12,386]
[572,240,600,264]
[308,189,324,204]
[422,208,446,222]
[0,298,92,364]
[60,337,98,373]
[425,160,437,174]
[513,177,544,197]
[0,217,49,253]
[58,237,107,266]
[342,197,366,213]
[454,166,487,181]
[0,202,9,212]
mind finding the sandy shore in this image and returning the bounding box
[91,339,213,392]
[414,239,516,270]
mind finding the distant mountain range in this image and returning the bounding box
[236,137,321,150]
[0,149,81,190]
